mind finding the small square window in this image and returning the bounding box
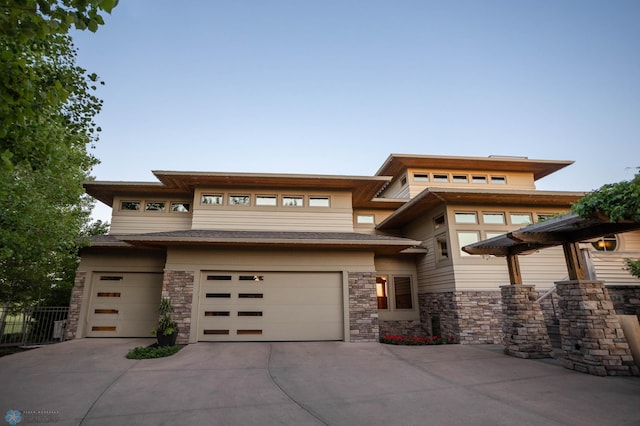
[309,197,330,207]
[170,202,190,212]
[458,231,480,256]
[452,175,468,183]
[356,214,375,225]
[256,195,277,206]
[400,176,407,186]
[491,176,506,184]
[455,212,478,224]
[120,201,140,211]
[434,215,445,229]
[436,237,449,260]
[433,174,449,183]
[483,212,505,225]
[229,195,250,206]
[510,213,532,225]
[472,175,487,184]
[413,173,429,182]
[145,201,165,212]
[202,194,223,205]
[283,196,303,207]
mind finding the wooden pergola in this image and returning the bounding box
[462,213,640,284]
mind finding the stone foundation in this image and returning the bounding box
[65,271,86,340]
[556,280,639,376]
[161,270,194,344]
[607,285,640,319]
[379,320,426,338]
[348,272,379,342]
[501,285,552,359]
[419,291,502,344]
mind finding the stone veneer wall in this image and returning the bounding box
[65,271,86,340]
[501,285,552,359]
[379,320,425,337]
[419,291,503,344]
[162,270,194,344]
[556,280,638,376]
[607,286,640,319]
[348,272,379,342]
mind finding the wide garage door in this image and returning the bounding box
[198,272,343,341]
[87,272,163,337]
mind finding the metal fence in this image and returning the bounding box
[0,306,69,347]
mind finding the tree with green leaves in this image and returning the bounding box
[0,0,117,307]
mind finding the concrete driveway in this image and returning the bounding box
[1,339,639,425]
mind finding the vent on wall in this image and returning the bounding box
[100,276,123,281]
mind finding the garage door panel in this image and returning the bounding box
[198,272,343,342]
[87,272,163,337]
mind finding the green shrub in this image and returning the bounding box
[126,345,182,359]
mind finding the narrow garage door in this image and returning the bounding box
[198,272,343,341]
[87,272,163,337]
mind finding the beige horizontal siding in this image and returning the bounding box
[191,210,354,232]
[592,251,640,285]
[109,215,192,234]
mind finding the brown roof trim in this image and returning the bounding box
[375,154,573,181]
[113,229,421,255]
[377,187,584,230]
[83,181,191,207]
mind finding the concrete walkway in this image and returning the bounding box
[0,339,639,425]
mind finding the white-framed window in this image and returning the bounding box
[472,175,487,184]
[283,196,303,207]
[452,174,468,183]
[202,194,223,205]
[483,212,505,225]
[256,195,277,206]
[510,213,532,225]
[145,201,165,212]
[455,212,478,224]
[413,173,429,182]
[170,202,190,212]
[491,176,506,184]
[309,196,330,207]
[433,174,449,183]
[485,231,505,239]
[458,231,480,256]
[356,214,375,225]
[120,201,140,211]
[229,195,250,206]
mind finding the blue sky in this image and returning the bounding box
[72,1,640,222]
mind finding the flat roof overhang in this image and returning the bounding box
[376,188,585,230]
[84,172,393,208]
[375,154,574,180]
[98,230,423,255]
[462,213,640,257]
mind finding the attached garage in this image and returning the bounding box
[197,271,343,341]
[86,272,163,337]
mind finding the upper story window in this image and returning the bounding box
[433,174,449,183]
[400,176,407,186]
[283,196,303,207]
[255,195,277,206]
[434,214,445,229]
[121,201,140,211]
[491,176,506,184]
[413,173,429,182]
[483,212,505,225]
[356,214,375,225]
[455,212,478,224]
[202,194,223,205]
[436,236,449,261]
[145,201,165,212]
[170,202,190,212]
[452,175,468,183]
[309,197,330,207]
[510,213,532,225]
[229,195,250,206]
[472,175,487,184]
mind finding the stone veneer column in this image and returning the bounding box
[348,272,379,342]
[162,270,194,344]
[501,285,552,359]
[556,280,638,376]
[65,271,86,340]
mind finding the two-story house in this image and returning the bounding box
[66,154,640,344]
